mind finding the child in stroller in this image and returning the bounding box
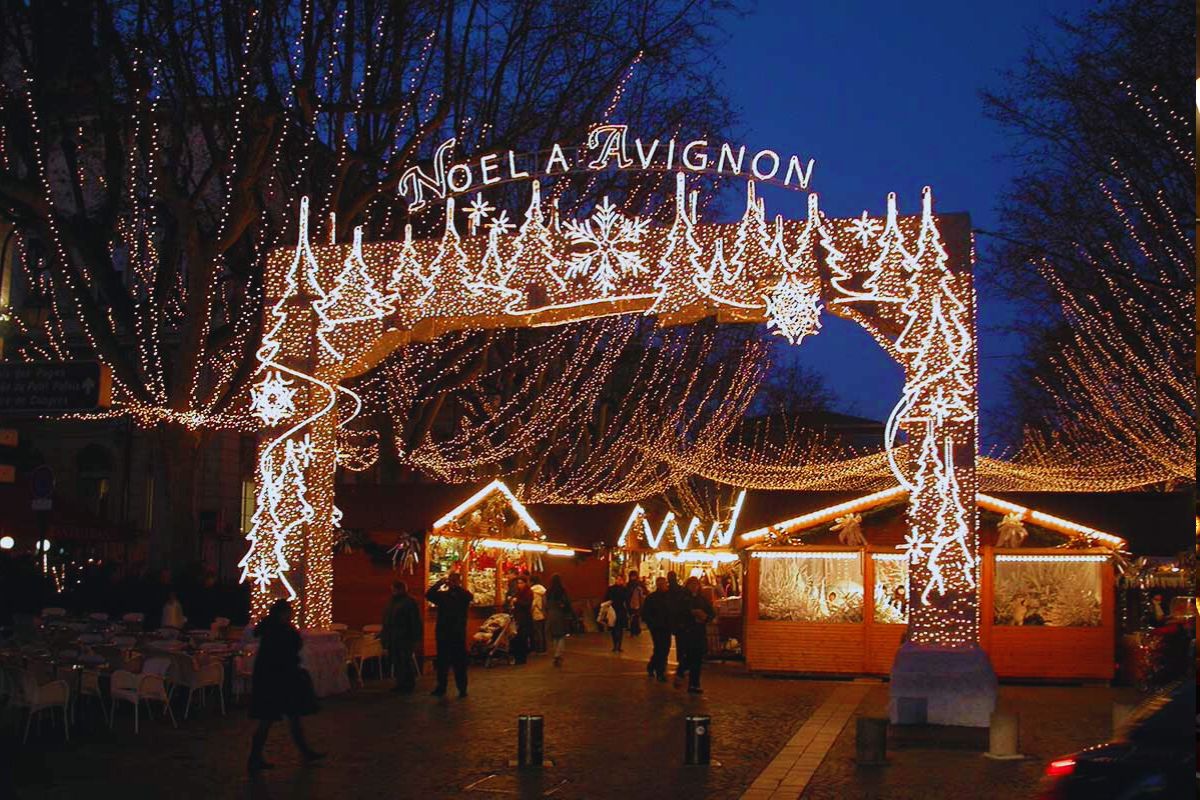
[470,612,518,667]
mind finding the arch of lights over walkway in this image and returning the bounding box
[243,126,987,718]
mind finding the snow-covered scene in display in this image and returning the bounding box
[757,556,864,623]
[992,559,1102,627]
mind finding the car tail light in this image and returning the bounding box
[1045,758,1076,778]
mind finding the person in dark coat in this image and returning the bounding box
[674,576,714,693]
[544,574,572,667]
[426,571,473,697]
[603,576,630,652]
[641,577,673,681]
[381,581,423,693]
[509,576,534,664]
[248,600,323,772]
[666,571,687,675]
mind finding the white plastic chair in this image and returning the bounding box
[154,627,181,640]
[11,669,70,743]
[210,617,231,639]
[122,612,145,629]
[346,634,384,685]
[232,649,256,700]
[112,635,137,648]
[87,612,109,622]
[109,657,176,733]
[173,656,225,719]
[41,607,67,619]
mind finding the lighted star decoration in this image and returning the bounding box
[898,530,930,564]
[252,567,273,590]
[763,275,823,345]
[289,434,317,467]
[850,211,882,247]
[465,192,494,235]
[563,196,650,295]
[486,208,515,236]
[250,370,297,427]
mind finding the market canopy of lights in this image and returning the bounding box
[242,124,981,648]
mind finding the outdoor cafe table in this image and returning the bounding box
[300,629,350,697]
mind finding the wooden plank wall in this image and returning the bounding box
[746,549,1116,681]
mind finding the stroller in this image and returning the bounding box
[470,612,518,667]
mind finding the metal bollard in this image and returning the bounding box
[517,715,544,768]
[855,717,888,765]
[684,715,711,765]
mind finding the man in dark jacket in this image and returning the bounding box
[666,571,687,677]
[674,576,714,693]
[382,581,423,693]
[426,571,473,698]
[641,577,673,681]
[509,576,534,664]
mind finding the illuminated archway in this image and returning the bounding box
[243,132,978,652]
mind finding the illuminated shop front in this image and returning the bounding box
[741,489,1122,679]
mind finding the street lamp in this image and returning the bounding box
[0,535,13,550]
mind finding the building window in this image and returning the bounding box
[240,480,256,534]
[76,443,113,519]
[144,476,155,531]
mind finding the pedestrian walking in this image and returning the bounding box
[248,600,324,773]
[674,577,714,694]
[530,575,548,653]
[509,575,534,664]
[545,575,572,667]
[642,576,673,681]
[666,570,686,674]
[603,575,630,652]
[627,571,644,636]
[426,571,473,698]
[381,581,423,693]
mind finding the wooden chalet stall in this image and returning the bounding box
[334,480,602,657]
[740,488,1123,681]
[609,494,747,657]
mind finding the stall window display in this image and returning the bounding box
[427,535,468,586]
[993,558,1103,627]
[872,555,909,624]
[757,554,864,623]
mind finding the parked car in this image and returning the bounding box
[1036,678,1195,799]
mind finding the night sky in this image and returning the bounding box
[716,0,1092,446]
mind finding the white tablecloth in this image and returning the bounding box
[300,630,350,697]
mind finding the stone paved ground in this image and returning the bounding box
[800,683,1142,800]
[5,634,1140,800]
[7,633,827,800]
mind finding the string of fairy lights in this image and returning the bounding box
[240,174,993,644]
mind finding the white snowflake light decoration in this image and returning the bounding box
[898,530,930,564]
[763,274,823,345]
[251,370,297,426]
[850,211,882,247]
[466,192,494,235]
[563,196,650,295]
[486,209,515,236]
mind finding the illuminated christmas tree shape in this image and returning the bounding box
[245,169,978,655]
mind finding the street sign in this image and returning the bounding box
[0,362,112,412]
[30,464,53,511]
